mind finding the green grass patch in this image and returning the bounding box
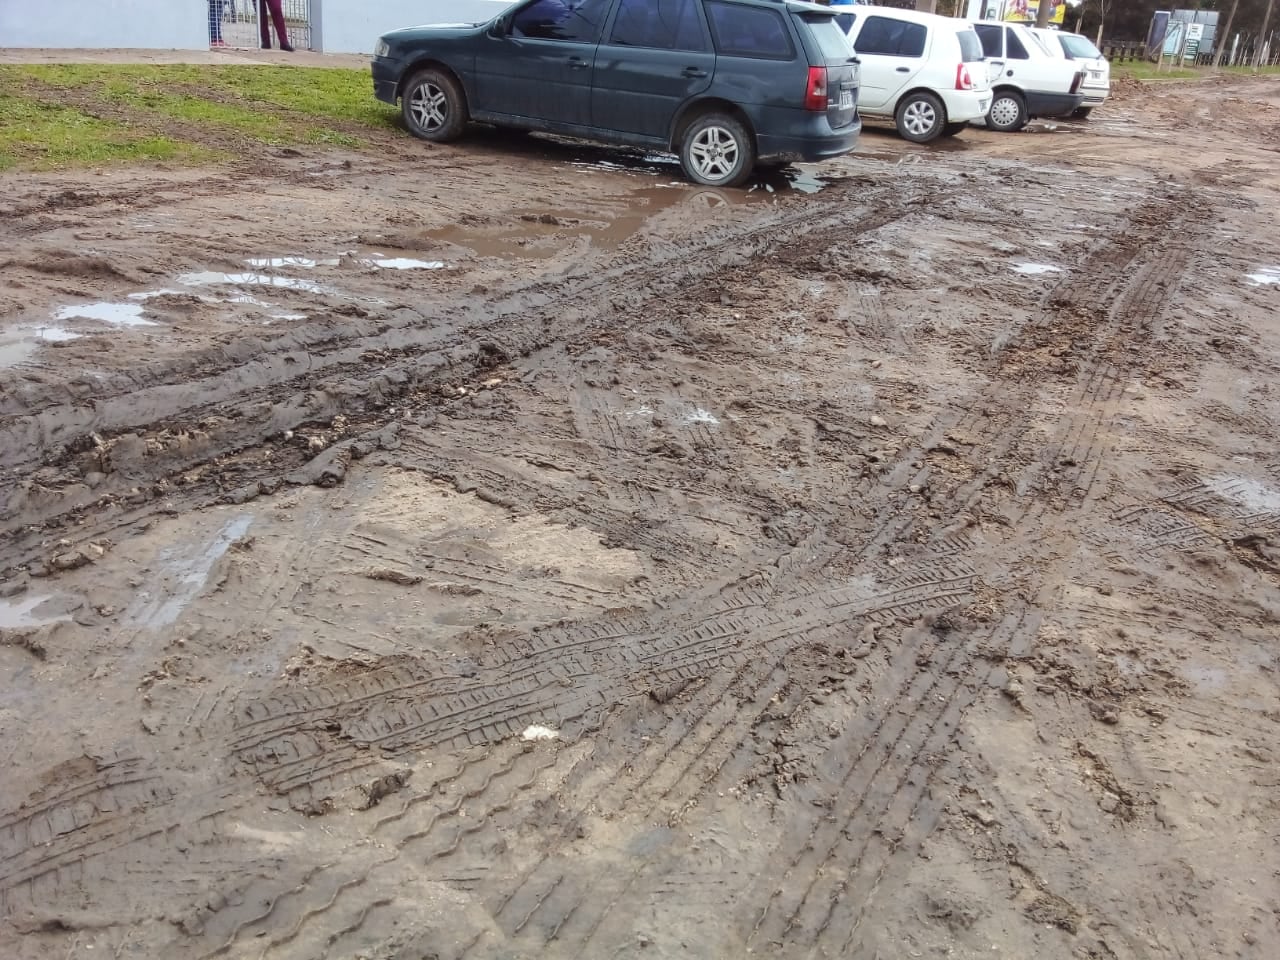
[1218,64,1280,75]
[0,63,397,171]
[0,92,207,171]
[206,66,398,127]
[1113,62,1201,80]
[1114,61,1280,81]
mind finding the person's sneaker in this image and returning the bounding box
[210,40,228,48]
[281,43,295,52]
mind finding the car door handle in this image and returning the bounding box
[895,66,910,73]
[681,67,708,78]
[567,56,589,70]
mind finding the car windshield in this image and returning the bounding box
[799,13,854,61]
[957,29,983,63]
[1060,33,1104,59]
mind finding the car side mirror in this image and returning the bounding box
[488,15,511,38]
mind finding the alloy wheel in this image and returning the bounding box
[689,126,741,183]
[409,82,448,132]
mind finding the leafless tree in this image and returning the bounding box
[1257,0,1275,67]
[1214,0,1240,68]
[1093,0,1109,46]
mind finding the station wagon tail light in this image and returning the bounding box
[955,64,974,90]
[804,67,829,111]
[1070,71,1083,93]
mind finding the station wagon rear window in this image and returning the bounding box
[705,2,795,60]
[800,14,855,61]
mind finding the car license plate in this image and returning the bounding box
[1089,71,1103,80]
[839,90,853,110]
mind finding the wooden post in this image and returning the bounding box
[1035,0,1053,29]
[915,0,938,13]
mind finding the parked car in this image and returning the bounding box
[1027,27,1110,118]
[371,0,862,188]
[834,6,990,142]
[968,20,1084,132]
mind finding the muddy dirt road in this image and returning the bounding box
[2,78,1279,960]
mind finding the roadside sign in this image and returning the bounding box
[1000,1,1068,26]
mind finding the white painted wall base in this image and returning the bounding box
[312,0,514,55]
[0,0,209,50]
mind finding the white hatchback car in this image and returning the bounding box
[969,20,1085,131]
[1028,27,1111,118]
[835,6,991,142]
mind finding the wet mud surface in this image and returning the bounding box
[2,79,1280,959]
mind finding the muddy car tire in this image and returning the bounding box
[941,121,969,138]
[895,92,946,143]
[402,68,467,143]
[679,114,756,188]
[1072,106,1094,120]
[987,90,1028,133]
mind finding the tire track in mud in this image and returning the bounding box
[196,522,956,955]
[441,203,1168,953]
[0,168,1219,958]
[256,181,1209,958]
[790,193,1214,957]
[0,180,943,954]
[0,177,929,570]
[468,185,1212,957]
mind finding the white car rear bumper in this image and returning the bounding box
[938,88,993,123]
[1080,84,1109,106]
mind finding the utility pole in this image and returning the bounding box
[1213,0,1239,69]
[1035,0,1053,29]
[915,0,938,13]
[1257,0,1275,68]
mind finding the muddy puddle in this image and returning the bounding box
[55,302,156,326]
[0,593,73,629]
[122,514,254,632]
[426,167,829,261]
[0,326,84,368]
[1013,261,1064,275]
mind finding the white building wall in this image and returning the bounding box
[312,0,514,55]
[0,0,209,49]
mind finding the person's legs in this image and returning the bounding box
[265,0,292,50]
[258,0,271,48]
